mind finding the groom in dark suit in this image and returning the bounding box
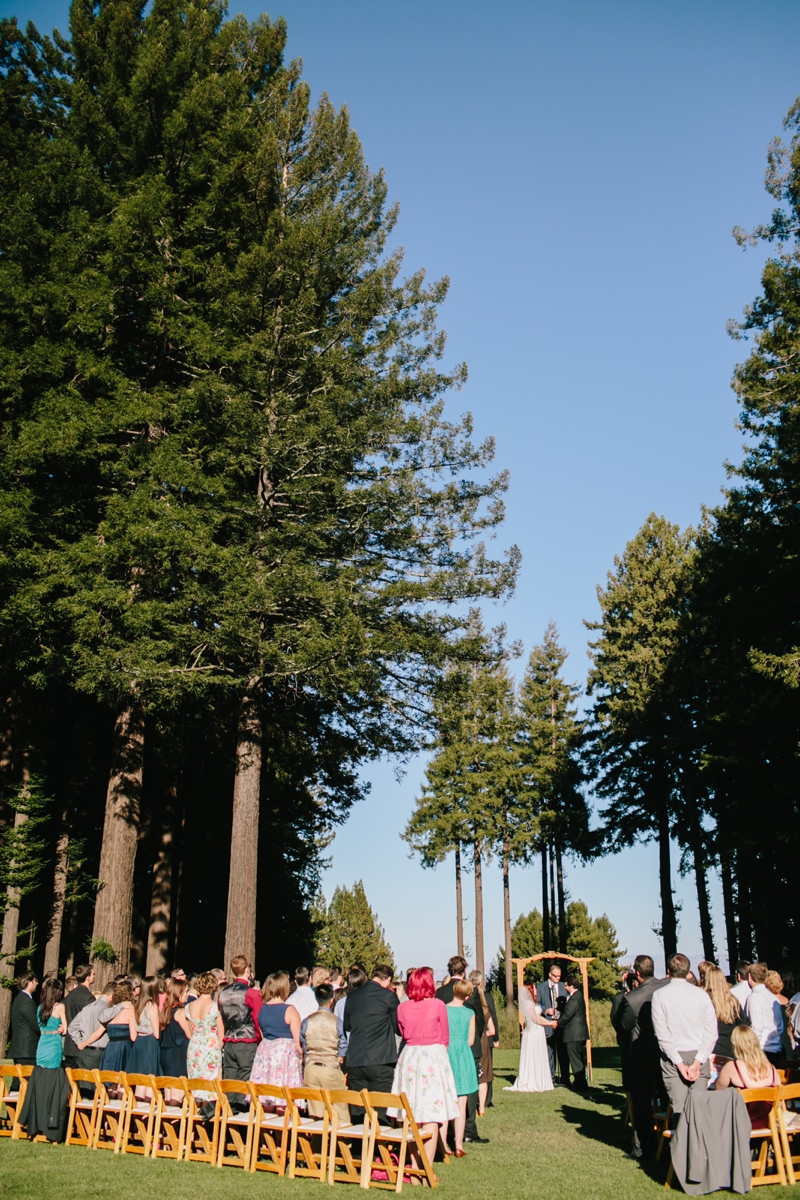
[536,963,568,1085]
[557,973,589,1090]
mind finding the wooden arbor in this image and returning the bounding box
[512,951,596,1082]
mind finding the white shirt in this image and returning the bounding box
[730,980,751,1007]
[745,984,782,1053]
[286,985,318,1022]
[651,978,718,1066]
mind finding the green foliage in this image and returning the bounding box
[313,881,394,975]
[86,937,118,965]
[492,902,623,999]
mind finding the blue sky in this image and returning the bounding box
[8,0,800,975]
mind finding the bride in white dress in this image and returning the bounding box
[504,984,558,1092]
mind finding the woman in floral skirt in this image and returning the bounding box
[185,972,224,1104]
[389,968,458,1164]
[250,972,303,1101]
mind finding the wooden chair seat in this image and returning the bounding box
[92,1071,130,1152]
[215,1079,255,1170]
[362,1091,438,1191]
[121,1074,156,1155]
[322,1088,371,1186]
[250,1083,291,1175]
[183,1078,221,1164]
[0,1066,29,1140]
[285,1087,329,1181]
[151,1076,189,1160]
[65,1069,99,1147]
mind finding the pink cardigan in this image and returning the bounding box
[397,997,450,1047]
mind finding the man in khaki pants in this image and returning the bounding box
[300,983,350,1123]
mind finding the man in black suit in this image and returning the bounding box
[557,972,589,1090]
[9,972,40,1069]
[536,963,568,1084]
[63,963,96,1068]
[437,956,487,1143]
[343,964,399,1120]
[618,953,669,1159]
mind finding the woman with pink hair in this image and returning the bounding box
[388,967,459,1161]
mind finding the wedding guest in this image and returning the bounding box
[329,968,344,992]
[63,963,96,1069]
[68,982,121,1077]
[437,957,486,1143]
[702,963,749,1071]
[468,970,497,1115]
[218,955,262,1102]
[300,983,348,1123]
[79,979,138,1073]
[251,971,303,1094]
[185,972,224,1111]
[311,966,331,988]
[557,974,589,1091]
[611,972,636,1091]
[619,954,669,1159]
[745,962,784,1065]
[18,978,68,1142]
[9,972,39,1070]
[159,979,191,1078]
[766,970,793,1058]
[714,1024,780,1128]
[447,979,479,1156]
[64,976,77,994]
[287,966,318,1021]
[128,974,161,1080]
[651,952,717,1114]
[730,961,753,1007]
[171,967,188,983]
[344,964,399,1121]
[157,973,168,1012]
[536,963,568,1085]
[390,967,457,1163]
[334,964,365,1050]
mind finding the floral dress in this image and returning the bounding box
[185,999,222,1100]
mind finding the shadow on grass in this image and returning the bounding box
[561,1102,628,1152]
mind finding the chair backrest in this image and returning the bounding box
[740,1087,780,1104]
[124,1073,156,1093]
[285,1087,325,1106]
[216,1079,248,1116]
[66,1068,96,1089]
[779,1083,800,1103]
[324,1088,368,1113]
[250,1082,286,1106]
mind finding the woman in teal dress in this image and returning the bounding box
[19,978,70,1141]
[446,979,479,1157]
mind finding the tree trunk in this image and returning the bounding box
[473,839,484,977]
[735,848,754,959]
[719,848,738,976]
[541,840,550,951]
[455,842,464,958]
[555,838,567,953]
[657,798,678,968]
[502,838,514,1007]
[42,808,70,977]
[548,837,557,949]
[0,806,28,1052]
[91,692,146,987]
[145,781,180,975]
[223,686,262,974]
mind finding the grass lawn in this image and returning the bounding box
[2,1050,799,1200]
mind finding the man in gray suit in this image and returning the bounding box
[536,963,567,1085]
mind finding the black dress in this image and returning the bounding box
[101,1023,134,1072]
[714,1013,750,1061]
[160,1008,189,1078]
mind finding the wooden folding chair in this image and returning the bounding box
[284,1086,330,1182]
[741,1087,785,1187]
[215,1079,255,1170]
[249,1083,291,1175]
[623,1091,633,1129]
[0,1066,29,1140]
[362,1091,438,1191]
[322,1088,371,1186]
[92,1071,131,1152]
[65,1068,99,1147]
[778,1082,800,1185]
[183,1077,221,1164]
[655,1101,673,1165]
[121,1073,156,1155]
[151,1076,188,1160]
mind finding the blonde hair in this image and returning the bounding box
[765,971,784,996]
[262,971,290,1002]
[731,1024,772,1081]
[311,967,330,988]
[703,964,742,1025]
[453,979,473,1001]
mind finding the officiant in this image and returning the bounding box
[557,973,589,1091]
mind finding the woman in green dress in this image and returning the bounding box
[19,977,70,1141]
[446,979,479,1157]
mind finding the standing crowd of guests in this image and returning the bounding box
[6,952,501,1158]
[612,951,799,1165]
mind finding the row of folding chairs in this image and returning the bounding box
[1,1065,437,1191]
[655,1083,800,1188]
